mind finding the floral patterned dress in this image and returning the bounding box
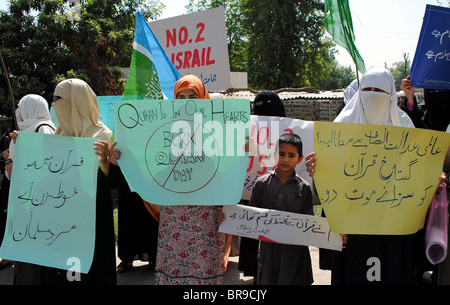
[155,205,225,285]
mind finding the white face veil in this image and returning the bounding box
[334,68,414,128]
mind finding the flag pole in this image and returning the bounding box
[0,52,18,130]
[356,66,360,86]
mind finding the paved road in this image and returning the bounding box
[116,246,331,285]
[0,246,331,285]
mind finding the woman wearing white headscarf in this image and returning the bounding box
[343,79,359,105]
[7,94,56,161]
[15,94,56,133]
[4,94,56,285]
[43,79,117,285]
[336,68,414,127]
[307,68,417,285]
[6,94,57,176]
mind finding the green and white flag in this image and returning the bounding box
[123,11,181,100]
[324,0,366,73]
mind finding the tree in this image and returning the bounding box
[0,0,70,117]
[389,52,411,91]
[304,36,355,90]
[185,0,355,90]
[243,0,326,90]
[0,0,164,118]
[187,0,248,72]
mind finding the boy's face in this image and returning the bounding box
[276,143,303,174]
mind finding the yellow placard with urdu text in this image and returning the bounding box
[314,121,450,235]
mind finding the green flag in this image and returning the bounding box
[324,0,366,73]
[123,47,164,100]
[123,11,180,100]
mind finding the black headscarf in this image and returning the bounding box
[253,91,286,117]
[423,89,450,131]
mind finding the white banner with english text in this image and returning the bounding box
[149,7,231,91]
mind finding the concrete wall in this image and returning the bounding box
[252,98,345,122]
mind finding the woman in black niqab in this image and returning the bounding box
[253,91,286,117]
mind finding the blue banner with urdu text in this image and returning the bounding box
[410,5,450,90]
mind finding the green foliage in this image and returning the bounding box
[189,0,354,90]
[187,0,248,72]
[0,0,360,120]
[244,0,327,90]
[0,0,164,117]
[388,53,411,91]
[303,36,355,90]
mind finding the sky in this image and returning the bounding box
[156,0,446,71]
[0,0,447,71]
